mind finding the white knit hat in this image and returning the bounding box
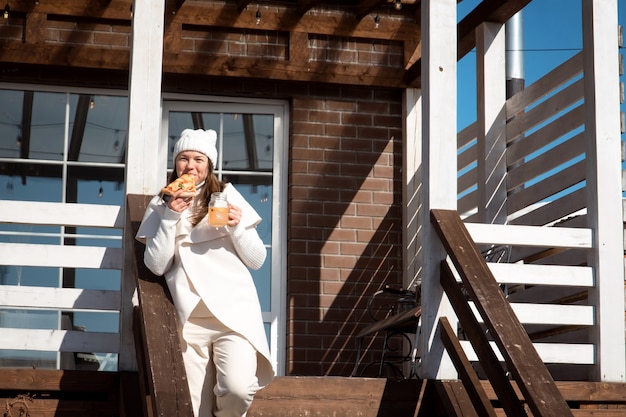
[173,129,218,167]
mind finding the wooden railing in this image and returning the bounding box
[127,194,194,417]
[431,208,574,417]
[458,51,586,228]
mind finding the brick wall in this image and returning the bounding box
[287,87,403,375]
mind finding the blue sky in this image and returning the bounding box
[457,0,626,130]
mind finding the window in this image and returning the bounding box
[163,98,288,374]
[0,86,127,371]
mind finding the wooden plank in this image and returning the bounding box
[0,243,123,270]
[466,302,594,326]
[440,260,528,417]
[507,52,583,116]
[127,194,194,417]
[507,104,584,164]
[439,317,497,417]
[465,222,592,248]
[507,131,585,191]
[0,285,120,311]
[435,380,480,417]
[457,0,530,60]
[507,160,586,213]
[457,121,478,150]
[458,166,478,194]
[419,0,459,380]
[581,0,626,382]
[507,77,585,141]
[480,380,626,402]
[432,209,574,417]
[0,200,124,228]
[487,263,593,287]
[0,368,118,391]
[24,12,46,44]
[0,328,119,353]
[0,398,118,417]
[459,341,595,365]
[508,187,586,226]
[248,377,423,417]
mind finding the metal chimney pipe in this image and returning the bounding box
[506,10,525,98]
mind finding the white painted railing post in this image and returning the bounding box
[419,0,458,379]
[582,0,626,382]
[476,22,507,224]
[403,88,423,292]
[120,0,166,372]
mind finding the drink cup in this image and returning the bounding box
[209,192,229,227]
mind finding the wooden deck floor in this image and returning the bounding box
[0,370,624,416]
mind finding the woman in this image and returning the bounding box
[136,128,274,417]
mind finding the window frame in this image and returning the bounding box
[161,95,288,376]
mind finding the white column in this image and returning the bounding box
[476,22,507,224]
[403,88,423,291]
[419,0,458,379]
[119,0,166,371]
[582,0,625,382]
[125,0,166,195]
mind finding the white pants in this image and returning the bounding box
[181,303,259,417]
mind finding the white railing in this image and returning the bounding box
[0,200,123,370]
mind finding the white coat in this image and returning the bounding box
[136,183,275,388]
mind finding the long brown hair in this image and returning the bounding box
[166,161,226,226]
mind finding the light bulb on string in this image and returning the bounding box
[374,14,380,29]
[89,96,95,109]
[3,2,9,20]
[394,0,402,11]
[98,182,103,198]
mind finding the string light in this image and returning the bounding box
[374,14,380,29]
[394,0,402,11]
[255,1,261,25]
[98,181,103,198]
[3,2,9,20]
[89,96,95,109]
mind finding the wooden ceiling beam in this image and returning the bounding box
[236,0,253,13]
[355,0,386,21]
[296,0,322,16]
[405,0,530,86]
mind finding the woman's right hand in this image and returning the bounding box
[167,191,193,213]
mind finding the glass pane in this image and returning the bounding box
[0,266,59,287]
[75,269,121,291]
[74,94,129,163]
[0,350,56,368]
[30,92,68,161]
[0,162,63,202]
[0,309,57,330]
[0,89,24,159]
[67,166,125,205]
[223,176,272,242]
[221,113,274,171]
[73,311,119,333]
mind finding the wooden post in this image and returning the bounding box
[476,22,507,224]
[418,0,458,379]
[120,0,166,372]
[582,0,626,382]
[403,88,423,292]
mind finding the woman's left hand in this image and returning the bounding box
[227,204,242,227]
